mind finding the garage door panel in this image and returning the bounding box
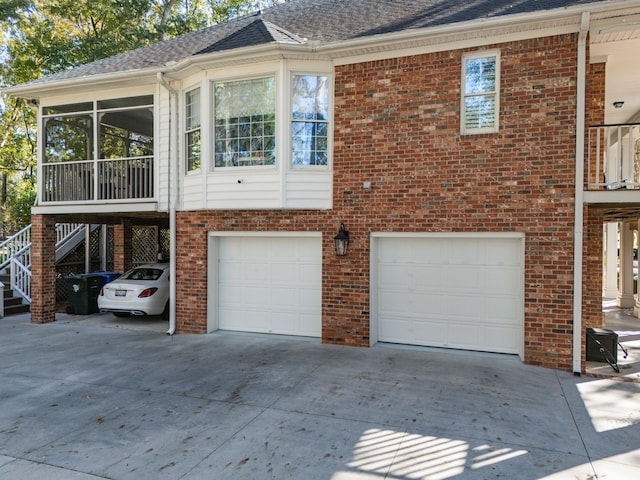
[413,266,445,289]
[378,264,410,288]
[270,263,297,282]
[244,263,269,281]
[485,296,521,322]
[448,323,483,348]
[412,293,444,315]
[377,236,523,355]
[218,236,321,337]
[379,291,413,315]
[447,267,480,290]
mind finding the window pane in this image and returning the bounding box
[292,75,329,120]
[214,77,276,167]
[291,75,329,166]
[43,102,93,115]
[465,57,496,94]
[187,130,201,171]
[186,89,200,130]
[44,115,93,162]
[464,95,496,129]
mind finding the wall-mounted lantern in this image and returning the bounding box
[334,223,350,256]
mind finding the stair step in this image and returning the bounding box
[4,296,24,307]
[3,303,30,316]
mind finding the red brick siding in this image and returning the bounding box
[30,214,57,323]
[175,34,583,370]
[113,221,133,274]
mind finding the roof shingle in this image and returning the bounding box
[22,0,602,85]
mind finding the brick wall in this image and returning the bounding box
[30,214,57,323]
[175,33,584,370]
[113,220,133,274]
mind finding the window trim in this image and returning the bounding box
[460,49,500,135]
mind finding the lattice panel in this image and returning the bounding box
[133,226,158,265]
[159,228,170,261]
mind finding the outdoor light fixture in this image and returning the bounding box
[613,101,624,109]
[334,223,350,256]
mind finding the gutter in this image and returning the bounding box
[157,72,178,336]
[572,12,590,375]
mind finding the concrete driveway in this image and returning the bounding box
[0,313,638,480]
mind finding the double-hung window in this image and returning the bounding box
[461,50,500,134]
[185,88,201,172]
[291,75,329,166]
[213,77,276,168]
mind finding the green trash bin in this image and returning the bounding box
[66,274,106,315]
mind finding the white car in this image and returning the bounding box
[98,263,170,318]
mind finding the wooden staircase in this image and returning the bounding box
[0,273,30,316]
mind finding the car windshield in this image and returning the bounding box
[120,268,164,281]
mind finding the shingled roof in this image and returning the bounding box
[18,0,603,86]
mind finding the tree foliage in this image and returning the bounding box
[1,0,287,234]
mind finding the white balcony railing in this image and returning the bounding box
[41,156,154,203]
[588,124,640,190]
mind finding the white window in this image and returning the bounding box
[213,77,276,168]
[291,75,329,166]
[185,88,201,172]
[461,50,500,134]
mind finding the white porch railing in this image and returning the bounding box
[588,123,640,190]
[0,224,31,272]
[1,223,85,304]
[42,156,154,202]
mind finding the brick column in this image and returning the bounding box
[113,220,133,274]
[30,214,57,324]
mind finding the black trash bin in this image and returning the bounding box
[586,327,618,363]
[66,274,107,315]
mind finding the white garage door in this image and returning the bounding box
[375,235,523,355]
[218,235,321,337]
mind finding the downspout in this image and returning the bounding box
[158,72,178,336]
[572,12,590,374]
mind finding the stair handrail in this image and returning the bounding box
[10,257,31,304]
[0,224,31,272]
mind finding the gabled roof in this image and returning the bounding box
[7,0,610,89]
[196,19,305,54]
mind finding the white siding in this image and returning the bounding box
[285,171,332,209]
[182,174,204,210]
[179,169,332,210]
[204,171,283,209]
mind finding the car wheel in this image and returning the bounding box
[113,312,131,318]
[161,301,169,320]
